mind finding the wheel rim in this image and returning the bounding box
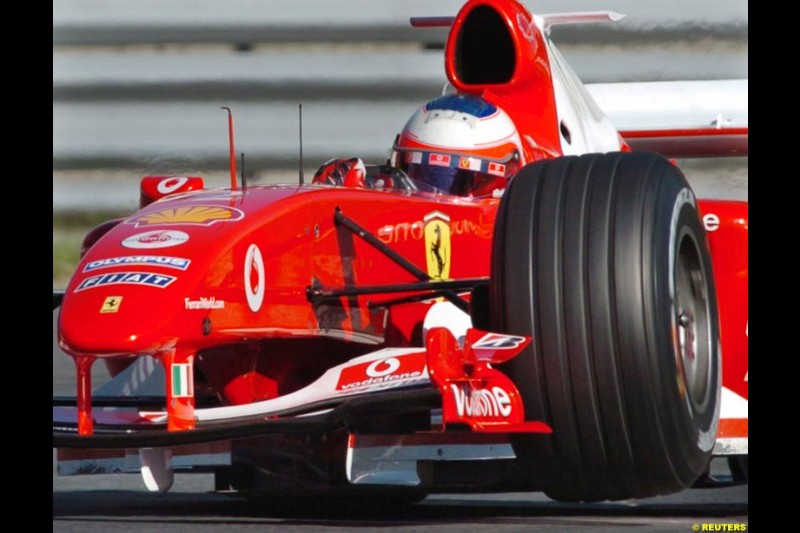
[674,231,712,410]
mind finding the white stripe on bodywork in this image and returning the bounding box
[713,437,748,455]
[720,386,748,420]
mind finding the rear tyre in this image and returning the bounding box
[490,152,720,501]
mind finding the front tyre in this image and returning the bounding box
[490,152,720,501]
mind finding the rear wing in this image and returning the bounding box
[586,80,748,158]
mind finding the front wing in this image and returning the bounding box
[54,328,551,490]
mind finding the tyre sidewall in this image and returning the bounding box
[652,182,721,473]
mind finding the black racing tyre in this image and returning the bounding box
[490,152,720,501]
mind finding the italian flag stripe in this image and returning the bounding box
[171,364,192,398]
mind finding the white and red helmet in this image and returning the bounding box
[391,94,525,197]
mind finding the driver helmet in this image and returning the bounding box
[391,94,525,197]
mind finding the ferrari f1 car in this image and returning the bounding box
[53,0,748,502]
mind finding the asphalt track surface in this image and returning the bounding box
[53,479,747,533]
[52,312,748,532]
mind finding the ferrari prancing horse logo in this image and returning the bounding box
[100,296,123,313]
[424,211,451,280]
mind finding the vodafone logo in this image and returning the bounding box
[366,357,401,377]
[337,353,426,392]
[244,243,265,312]
[156,177,189,195]
[122,230,189,249]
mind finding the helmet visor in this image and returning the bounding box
[394,150,515,197]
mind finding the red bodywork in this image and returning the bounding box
[698,200,748,404]
[698,200,748,441]
[60,186,499,431]
[56,0,747,449]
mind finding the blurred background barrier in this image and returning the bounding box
[53,0,747,284]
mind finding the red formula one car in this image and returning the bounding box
[53,0,748,502]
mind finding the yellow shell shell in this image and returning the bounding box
[137,206,235,225]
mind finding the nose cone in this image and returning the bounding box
[58,281,186,355]
[57,185,309,357]
[58,208,231,355]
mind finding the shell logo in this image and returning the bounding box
[127,205,244,227]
